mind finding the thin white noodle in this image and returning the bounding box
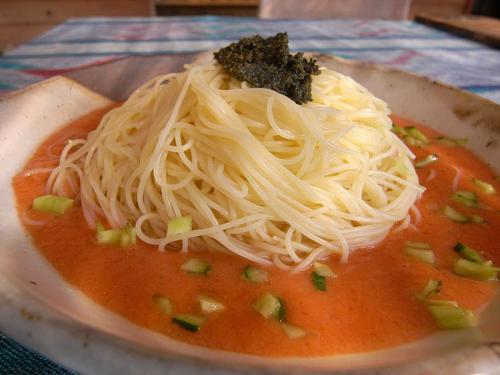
[392,215,410,233]
[23,167,54,177]
[409,223,419,232]
[410,205,422,226]
[45,60,422,271]
[20,209,48,226]
[425,168,437,183]
[451,165,461,191]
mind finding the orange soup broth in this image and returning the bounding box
[13,107,500,357]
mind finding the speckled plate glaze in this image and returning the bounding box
[0,55,499,375]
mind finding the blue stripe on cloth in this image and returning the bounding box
[461,85,500,92]
[0,334,75,375]
[0,82,17,90]
[0,60,34,70]
[3,46,486,59]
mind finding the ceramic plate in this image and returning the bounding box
[0,55,499,374]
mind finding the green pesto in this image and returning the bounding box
[214,32,320,104]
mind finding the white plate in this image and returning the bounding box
[0,56,499,374]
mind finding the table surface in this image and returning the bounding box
[1,15,500,374]
[2,15,500,103]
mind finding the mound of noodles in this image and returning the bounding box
[47,60,423,271]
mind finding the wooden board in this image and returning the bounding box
[155,0,258,6]
[0,0,154,52]
[416,14,500,48]
[0,22,56,52]
[0,1,154,24]
[409,0,470,19]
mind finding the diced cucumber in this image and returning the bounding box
[405,126,429,146]
[472,178,496,194]
[313,262,336,278]
[426,303,476,329]
[443,205,468,223]
[415,154,438,168]
[391,124,407,137]
[406,241,431,250]
[97,228,123,246]
[453,242,484,263]
[167,215,192,236]
[253,293,285,322]
[471,215,487,224]
[435,136,467,147]
[311,271,327,291]
[277,298,286,322]
[405,247,435,265]
[242,265,269,283]
[425,299,458,307]
[96,223,136,247]
[181,259,211,275]
[404,135,417,146]
[96,222,105,233]
[453,258,499,281]
[172,314,206,332]
[198,295,225,313]
[416,279,442,301]
[120,223,136,246]
[452,191,478,208]
[32,194,74,215]
[153,294,173,315]
[281,323,306,339]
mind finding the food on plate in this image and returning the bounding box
[13,33,499,357]
[37,32,423,270]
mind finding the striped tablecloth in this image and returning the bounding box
[1,15,500,374]
[2,16,500,102]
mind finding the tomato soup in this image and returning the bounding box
[12,106,500,357]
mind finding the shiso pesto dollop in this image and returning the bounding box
[214,32,320,104]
